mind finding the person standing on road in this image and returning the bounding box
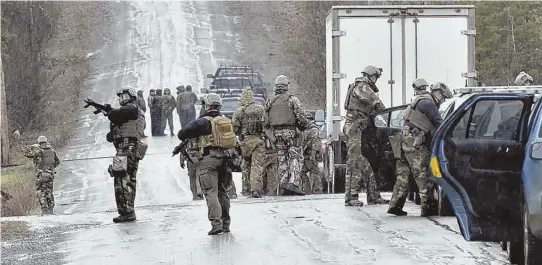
[232,88,266,198]
[265,75,312,196]
[20,135,60,215]
[160,88,176,136]
[387,82,452,216]
[176,85,186,124]
[343,65,389,207]
[176,93,236,235]
[136,90,147,138]
[301,118,323,194]
[153,89,165,136]
[179,138,204,200]
[177,85,198,128]
[104,87,146,223]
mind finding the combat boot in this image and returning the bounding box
[420,205,438,217]
[113,212,137,223]
[284,184,305,196]
[387,207,408,216]
[368,197,390,205]
[345,199,364,206]
[251,191,262,198]
[208,226,224,235]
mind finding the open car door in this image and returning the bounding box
[430,93,535,242]
[370,104,409,191]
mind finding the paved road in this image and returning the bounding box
[1,2,508,265]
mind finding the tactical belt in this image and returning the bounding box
[114,137,138,148]
[270,125,295,130]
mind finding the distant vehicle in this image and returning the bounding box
[206,65,269,99]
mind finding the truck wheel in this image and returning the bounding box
[333,165,346,193]
[508,238,524,264]
[438,187,454,216]
[524,203,542,264]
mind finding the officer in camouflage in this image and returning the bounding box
[106,87,146,223]
[301,118,323,194]
[22,136,60,215]
[179,138,204,200]
[232,88,266,198]
[344,65,389,206]
[387,82,452,216]
[160,88,176,136]
[177,93,236,235]
[265,75,312,196]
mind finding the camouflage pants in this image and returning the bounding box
[263,151,279,195]
[186,155,203,197]
[160,111,174,134]
[274,129,303,189]
[240,136,266,195]
[388,133,434,210]
[197,155,231,229]
[301,159,322,194]
[344,125,382,203]
[35,174,54,213]
[111,143,139,215]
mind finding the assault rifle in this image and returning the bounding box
[84,98,112,115]
[263,128,277,151]
[172,141,193,166]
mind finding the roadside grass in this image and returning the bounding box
[1,164,40,217]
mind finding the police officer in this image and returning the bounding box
[176,93,235,235]
[106,87,146,223]
[232,88,266,198]
[22,136,60,215]
[344,65,389,206]
[265,75,312,196]
[387,82,452,216]
[514,71,534,86]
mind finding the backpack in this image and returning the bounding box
[203,116,237,148]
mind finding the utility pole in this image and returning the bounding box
[1,52,11,165]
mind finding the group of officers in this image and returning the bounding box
[21,66,534,235]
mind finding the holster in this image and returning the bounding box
[135,140,148,160]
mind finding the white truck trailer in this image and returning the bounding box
[323,5,477,193]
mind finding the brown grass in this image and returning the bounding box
[1,165,40,217]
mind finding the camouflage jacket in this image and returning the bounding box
[232,103,266,136]
[161,95,177,114]
[23,144,60,172]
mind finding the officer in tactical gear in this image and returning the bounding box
[22,136,60,215]
[344,65,389,207]
[514,71,534,86]
[412,78,430,96]
[232,88,266,198]
[265,75,312,196]
[105,87,146,223]
[176,93,236,235]
[387,82,452,216]
[160,88,176,136]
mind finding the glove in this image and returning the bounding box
[180,161,185,169]
[104,104,112,113]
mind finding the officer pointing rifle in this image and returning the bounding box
[387,81,452,217]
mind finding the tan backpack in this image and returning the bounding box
[203,116,237,148]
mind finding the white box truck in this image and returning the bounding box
[322,5,477,193]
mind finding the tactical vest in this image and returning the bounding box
[403,94,436,133]
[267,93,296,126]
[344,80,373,114]
[198,115,237,149]
[40,148,56,169]
[116,103,139,139]
[240,104,265,135]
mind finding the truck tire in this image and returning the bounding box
[524,203,542,264]
[334,165,346,193]
[438,187,454,216]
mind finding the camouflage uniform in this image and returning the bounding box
[388,82,452,216]
[106,88,146,223]
[232,89,266,198]
[263,151,279,195]
[179,138,204,200]
[160,88,176,136]
[344,67,388,206]
[301,125,323,194]
[266,75,312,195]
[151,89,164,136]
[23,138,60,215]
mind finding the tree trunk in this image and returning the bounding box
[1,54,11,165]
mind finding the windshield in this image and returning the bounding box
[213,78,252,90]
[221,98,266,111]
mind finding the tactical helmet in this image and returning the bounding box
[361,65,383,78]
[37,135,47,143]
[116,87,137,99]
[176,85,185,92]
[275,75,289,86]
[431,82,453,99]
[164,88,171,95]
[186,85,192,92]
[514,71,534,86]
[206,93,222,106]
[412,78,429,90]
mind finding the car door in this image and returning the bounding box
[430,93,535,242]
[369,104,409,191]
[523,98,542,239]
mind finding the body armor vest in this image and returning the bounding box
[114,103,140,139]
[267,93,296,126]
[240,104,265,135]
[344,80,374,114]
[40,148,56,169]
[136,108,146,139]
[403,94,435,132]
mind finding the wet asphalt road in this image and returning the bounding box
[1,1,508,265]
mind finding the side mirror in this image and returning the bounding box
[314,109,325,123]
[206,74,214,79]
[200,87,208,93]
[318,127,327,139]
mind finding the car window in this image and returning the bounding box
[450,99,524,140]
[374,108,405,128]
